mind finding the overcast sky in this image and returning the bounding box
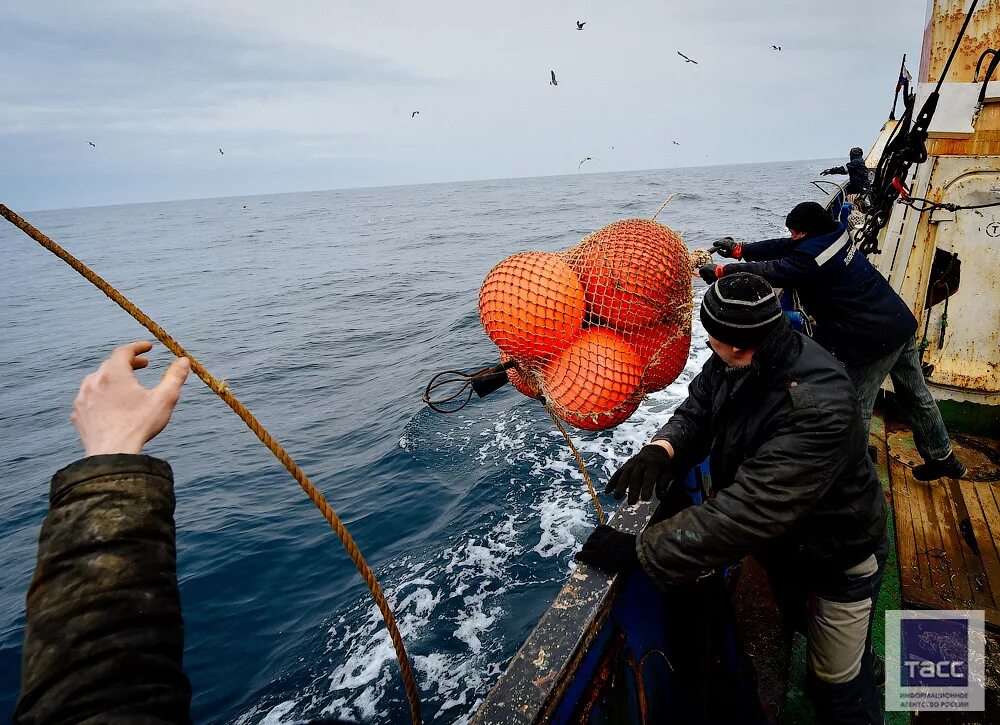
[2,1,926,211]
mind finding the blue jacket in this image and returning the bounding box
[727,224,917,366]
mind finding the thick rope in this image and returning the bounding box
[544,403,605,524]
[651,192,678,221]
[0,204,422,725]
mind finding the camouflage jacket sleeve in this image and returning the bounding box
[14,454,191,724]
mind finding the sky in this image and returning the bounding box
[1,1,926,211]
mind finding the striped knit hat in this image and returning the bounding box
[700,273,783,349]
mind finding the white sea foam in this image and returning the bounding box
[241,290,711,723]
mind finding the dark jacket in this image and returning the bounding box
[728,222,918,366]
[826,153,871,196]
[15,455,191,724]
[637,320,886,587]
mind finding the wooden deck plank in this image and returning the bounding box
[945,479,997,609]
[974,483,1000,609]
[906,465,952,598]
[930,476,977,607]
[960,479,1000,610]
[915,470,955,598]
[884,422,1000,630]
[891,455,946,610]
[889,458,924,602]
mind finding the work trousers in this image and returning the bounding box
[846,336,952,462]
[763,536,889,725]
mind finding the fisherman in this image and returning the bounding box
[15,341,358,725]
[576,273,888,725]
[702,201,966,481]
[820,147,872,198]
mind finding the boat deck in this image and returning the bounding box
[876,422,1000,627]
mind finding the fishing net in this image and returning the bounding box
[479,218,692,430]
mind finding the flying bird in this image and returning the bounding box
[672,140,680,146]
[88,141,96,148]
[411,110,419,118]
[677,51,698,64]
[578,156,597,170]
[218,148,224,155]
[576,21,586,30]
[550,70,558,86]
[771,45,782,51]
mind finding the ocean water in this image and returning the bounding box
[0,160,829,723]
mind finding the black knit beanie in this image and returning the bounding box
[700,273,783,349]
[785,201,839,237]
[850,146,864,159]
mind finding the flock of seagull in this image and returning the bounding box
[566,22,782,171]
[84,19,783,171]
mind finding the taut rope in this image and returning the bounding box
[0,204,422,725]
[544,403,605,525]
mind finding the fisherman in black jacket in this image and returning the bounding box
[821,146,872,198]
[577,273,888,725]
[703,201,966,481]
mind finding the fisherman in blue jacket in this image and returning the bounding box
[821,147,872,198]
[700,201,966,481]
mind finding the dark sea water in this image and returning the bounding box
[0,160,829,723]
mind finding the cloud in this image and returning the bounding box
[1,0,928,210]
[0,1,424,133]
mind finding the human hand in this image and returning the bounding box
[820,168,833,176]
[72,341,191,456]
[698,264,721,285]
[574,524,639,573]
[711,237,742,259]
[605,444,674,504]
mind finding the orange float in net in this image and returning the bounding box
[636,321,691,391]
[568,219,689,333]
[479,252,586,361]
[500,351,542,400]
[478,219,692,430]
[543,328,643,430]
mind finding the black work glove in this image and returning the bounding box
[606,444,674,504]
[698,264,721,285]
[820,168,834,176]
[711,236,742,259]
[574,524,640,573]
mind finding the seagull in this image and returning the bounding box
[88,141,96,148]
[576,20,586,30]
[672,140,680,146]
[411,110,419,118]
[219,148,224,155]
[550,70,558,86]
[578,156,597,170]
[677,51,698,64]
[771,45,782,51]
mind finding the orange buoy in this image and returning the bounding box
[479,252,586,361]
[542,327,643,429]
[500,351,542,400]
[560,395,640,431]
[636,321,691,392]
[568,219,690,333]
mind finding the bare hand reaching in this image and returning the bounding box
[72,341,191,456]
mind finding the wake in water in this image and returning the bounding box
[243,292,711,724]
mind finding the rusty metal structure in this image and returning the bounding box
[869,0,1000,420]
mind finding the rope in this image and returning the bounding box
[544,403,605,524]
[0,204,423,725]
[651,193,678,221]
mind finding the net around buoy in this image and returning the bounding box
[478,218,692,430]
